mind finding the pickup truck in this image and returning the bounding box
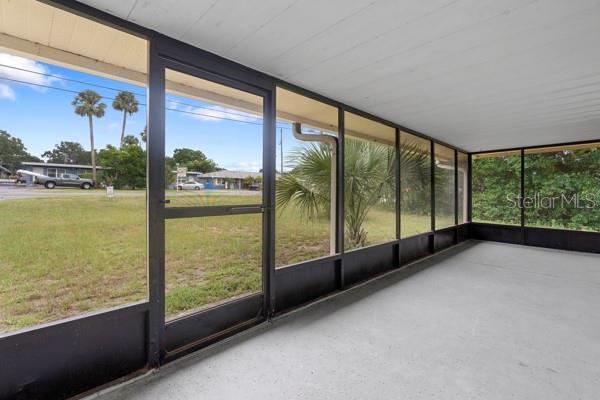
[36,173,95,189]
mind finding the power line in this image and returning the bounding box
[0,63,147,97]
[166,106,264,126]
[0,75,121,98]
[165,97,262,120]
[0,75,292,129]
[0,63,281,123]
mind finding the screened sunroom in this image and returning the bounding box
[0,1,599,399]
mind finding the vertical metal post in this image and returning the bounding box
[454,150,458,225]
[468,153,472,223]
[395,128,401,266]
[396,128,401,240]
[330,139,337,256]
[520,148,525,244]
[337,107,345,289]
[430,141,435,252]
[264,88,276,317]
[454,149,459,243]
[147,37,166,367]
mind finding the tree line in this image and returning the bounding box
[472,149,600,231]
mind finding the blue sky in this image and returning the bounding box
[0,52,307,173]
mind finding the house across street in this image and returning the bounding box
[176,170,262,190]
[16,161,105,185]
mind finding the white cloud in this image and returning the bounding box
[0,83,15,100]
[182,104,260,123]
[0,53,61,98]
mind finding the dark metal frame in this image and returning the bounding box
[0,1,472,399]
[156,57,272,358]
[455,149,459,227]
[336,107,346,289]
[147,37,166,367]
[396,128,402,242]
[431,141,436,235]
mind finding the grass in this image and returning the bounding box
[0,191,438,332]
[165,214,262,319]
[276,206,331,267]
[165,189,262,207]
[0,195,146,332]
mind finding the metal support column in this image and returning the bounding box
[147,38,166,367]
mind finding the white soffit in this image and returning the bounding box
[0,0,148,83]
[80,0,600,150]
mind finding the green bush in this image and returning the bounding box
[472,147,600,231]
[472,154,521,225]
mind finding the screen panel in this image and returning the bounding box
[400,132,432,237]
[165,214,262,320]
[164,69,263,208]
[434,144,455,230]
[275,87,338,267]
[0,0,148,333]
[344,112,396,250]
[472,151,521,225]
[524,143,600,232]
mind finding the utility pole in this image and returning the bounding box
[279,127,284,174]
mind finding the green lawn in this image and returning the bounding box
[0,195,147,332]
[0,192,438,332]
[166,214,262,319]
[165,189,262,207]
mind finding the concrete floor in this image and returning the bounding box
[90,241,600,400]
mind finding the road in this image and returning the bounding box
[0,185,261,201]
[0,185,145,200]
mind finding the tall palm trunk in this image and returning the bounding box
[119,111,127,148]
[88,114,96,183]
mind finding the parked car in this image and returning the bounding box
[36,173,94,189]
[176,181,204,190]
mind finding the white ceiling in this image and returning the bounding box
[79,0,600,151]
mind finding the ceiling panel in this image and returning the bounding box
[132,0,220,41]
[182,0,301,55]
[220,0,375,70]
[264,0,455,78]
[76,0,600,150]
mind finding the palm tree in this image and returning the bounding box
[122,134,140,146]
[112,91,139,148]
[276,138,430,248]
[140,126,147,143]
[72,90,106,182]
[344,138,396,247]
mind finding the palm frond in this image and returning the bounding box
[276,136,432,247]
